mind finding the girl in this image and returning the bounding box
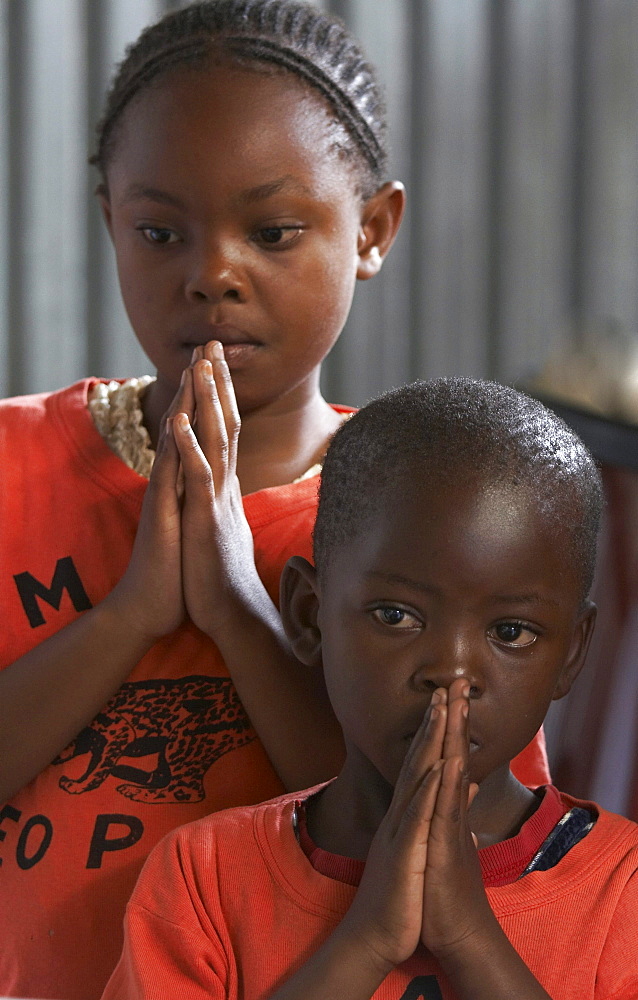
[0,3,544,998]
[0,4,403,997]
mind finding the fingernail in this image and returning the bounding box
[212,341,224,360]
[176,413,189,431]
[431,691,441,706]
[201,359,214,380]
[191,348,199,364]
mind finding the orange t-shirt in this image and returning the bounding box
[0,379,325,999]
[0,379,549,1000]
[103,787,638,1000]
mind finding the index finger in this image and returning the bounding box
[442,678,471,768]
[160,363,196,436]
[387,690,447,829]
[203,341,240,474]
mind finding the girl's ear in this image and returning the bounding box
[280,556,323,667]
[356,180,406,280]
[552,601,597,701]
[97,187,114,240]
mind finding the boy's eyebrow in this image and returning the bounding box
[489,592,562,609]
[364,572,562,608]
[363,572,439,596]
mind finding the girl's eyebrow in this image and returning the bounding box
[237,176,314,205]
[121,177,314,208]
[121,184,185,209]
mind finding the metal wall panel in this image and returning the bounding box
[1,0,637,405]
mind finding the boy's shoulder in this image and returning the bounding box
[559,790,638,843]
[131,784,332,921]
[159,784,326,864]
[494,789,638,908]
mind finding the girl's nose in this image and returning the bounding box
[185,243,247,303]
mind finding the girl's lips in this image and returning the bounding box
[217,341,263,367]
[180,334,264,367]
[181,322,263,348]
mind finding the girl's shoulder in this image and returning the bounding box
[0,378,93,435]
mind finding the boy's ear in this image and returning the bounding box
[552,600,597,701]
[356,180,405,281]
[279,556,323,667]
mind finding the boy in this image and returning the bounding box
[102,379,638,1000]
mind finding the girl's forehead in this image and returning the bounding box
[107,60,359,186]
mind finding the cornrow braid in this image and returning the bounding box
[91,0,388,195]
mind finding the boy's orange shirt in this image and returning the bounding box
[103,787,638,999]
[0,379,548,1000]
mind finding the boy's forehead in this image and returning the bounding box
[341,474,578,580]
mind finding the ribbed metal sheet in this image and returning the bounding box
[1,0,637,406]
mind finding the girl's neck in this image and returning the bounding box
[141,375,346,495]
[235,394,344,494]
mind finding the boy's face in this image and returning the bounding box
[313,476,594,790]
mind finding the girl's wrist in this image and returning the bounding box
[101,585,169,649]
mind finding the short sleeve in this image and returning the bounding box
[101,830,230,1000]
[595,868,638,999]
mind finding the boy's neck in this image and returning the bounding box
[141,377,346,495]
[306,757,541,860]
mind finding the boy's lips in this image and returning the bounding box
[403,726,480,753]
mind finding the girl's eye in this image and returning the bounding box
[371,607,421,629]
[490,622,537,647]
[139,227,179,245]
[254,226,302,249]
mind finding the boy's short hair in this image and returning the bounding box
[314,378,603,601]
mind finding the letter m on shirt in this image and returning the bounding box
[14,556,93,627]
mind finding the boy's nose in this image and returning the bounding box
[412,634,484,697]
[185,243,247,303]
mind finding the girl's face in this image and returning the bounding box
[101,64,392,416]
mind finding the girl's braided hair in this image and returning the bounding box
[91,0,388,196]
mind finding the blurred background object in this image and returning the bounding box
[528,318,638,424]
[2,0,638,817]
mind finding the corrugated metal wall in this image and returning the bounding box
[1,0,637,406]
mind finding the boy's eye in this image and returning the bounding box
[254,226,302,248]
[489,622,537,647]
[139,227,179,245]
[371,607,421,629]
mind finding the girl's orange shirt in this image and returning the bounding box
[0,378,549,1000]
